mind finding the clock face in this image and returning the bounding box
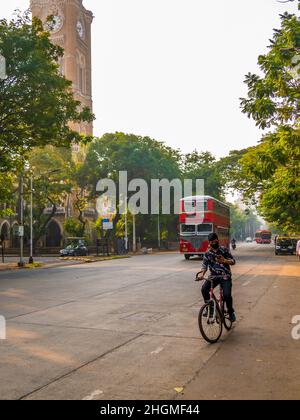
[46,15,63,33]
[77,20,85,39]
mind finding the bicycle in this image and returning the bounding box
[196,272,233,344]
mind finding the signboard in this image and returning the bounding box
[13,226,24,237]
[96,196,116,221]
[102,221,113,231]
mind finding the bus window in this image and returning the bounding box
[196,201,208,212]
[197,223,213,233]
[180,224,196,234]
[184,201,196,213]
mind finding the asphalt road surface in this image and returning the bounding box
[0,243,299,400]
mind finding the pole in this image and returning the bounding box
[18,174,25,267]
[124,195,128,252]
[29,174,33,264]
[158,214,161,249]
[133,213,136,253]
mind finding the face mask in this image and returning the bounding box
[211,242,220,250]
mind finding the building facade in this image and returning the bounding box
[30,0,93,137]
[0,1,95,250]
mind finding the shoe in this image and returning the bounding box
[202,307,208,317]
[203,304,214,318]
[229,312,236,323]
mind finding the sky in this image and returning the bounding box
[1,0,299,158]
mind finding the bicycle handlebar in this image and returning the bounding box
[195,272,227,282]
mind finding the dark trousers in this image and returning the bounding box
[201,277,234,315]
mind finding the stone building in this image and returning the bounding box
[0,0,96,250]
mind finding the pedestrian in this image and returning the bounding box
[296,239,300,261]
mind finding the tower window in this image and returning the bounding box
[76,52,86,94]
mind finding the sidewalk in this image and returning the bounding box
[0,255,131,272]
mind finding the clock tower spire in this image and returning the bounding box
[30,0,94,137]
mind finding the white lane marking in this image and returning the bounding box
[82,390,103,400]
[242,281,250,287]
[151,346,164,355]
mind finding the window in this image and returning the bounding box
[197,223,213,233]
[76,52,86,94]
[181,224,196,234]
[184,199,208,213]
[212,200,230,218]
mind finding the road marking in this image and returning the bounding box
[242,281,250,287]
[151,346,164,355]
[82,390,103,400]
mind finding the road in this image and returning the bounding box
[0,243,299,400]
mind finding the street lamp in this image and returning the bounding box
[158,213,161,249]
[29,173,34,264]
[27,168,61,264]
[18,174,25,268]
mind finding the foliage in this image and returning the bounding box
[0,12,94,173]
[230,205,261,240]
[63,218,83,238]
[237,9,300,233]
[182,151,224,199]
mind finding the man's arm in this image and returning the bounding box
[217,249,236,266]
[196,254,209,280]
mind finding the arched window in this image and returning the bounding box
[76,52,86,94]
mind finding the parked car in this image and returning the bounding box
[275,237,294,255]
[60,239,88,257]
[245,237,252,243]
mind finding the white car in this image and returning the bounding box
[246,237,252,243]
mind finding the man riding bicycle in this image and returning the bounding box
[196,233,237,323]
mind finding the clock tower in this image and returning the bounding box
[30,0,94,137]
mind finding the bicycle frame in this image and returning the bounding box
[196,273,226,322]
[209,282,224,322]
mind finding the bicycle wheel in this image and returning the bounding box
[198,302,223,344]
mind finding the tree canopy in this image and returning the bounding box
[0,12,94,173]
[236,9,300,234]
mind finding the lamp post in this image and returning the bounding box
[132,213,136,253]
[29,174,34,264]
[123,194,128,253]
[158,213,161,249]
[18,174,25,268]
[26,168,60,264]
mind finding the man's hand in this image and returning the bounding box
[216,255,226,264]
[216,255,234,265]
[195,270,206,282]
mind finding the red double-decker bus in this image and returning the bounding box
[179,196,230,260]
[255,230,272,244]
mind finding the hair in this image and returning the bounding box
[208,233,219,242]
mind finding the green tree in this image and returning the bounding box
[182,151,224,199]
[237,8,300,233]
[230,205,261,240]
[26,146,73,247]
[0,12,94,173]
[64,218,83,238]
[79,132,182,243]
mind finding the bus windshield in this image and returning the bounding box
[197,223,213,233]
[181,224,196,234]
